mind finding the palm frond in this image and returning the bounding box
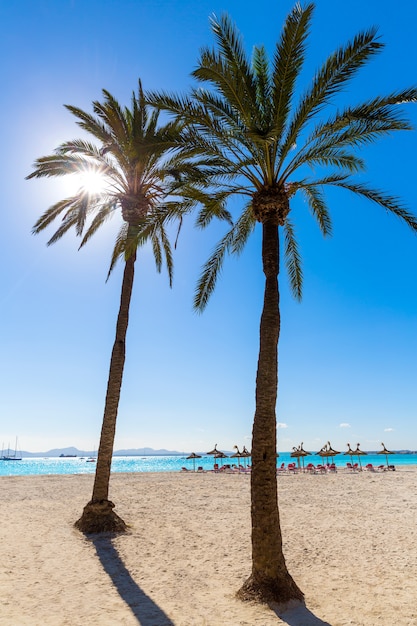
[272,2,314,138]
[78,202,117,249]
[156,221,174,286]
[32,197,77,234]
[64,104,113,145]
[194,225,238,311]
[329,181,417,231]
[107,223,129,279]
[94,90,130,148]
[252,45,272,128]
[283,145,365,178]
[194,191,234,228]
[26,154,89,179]
[46,211,80,246]
[283,218,303,300]
[298,185,333,237]
[280,27,383,164]
[151,232,162,274]
[229,203,256,254]
[193,13,258,124]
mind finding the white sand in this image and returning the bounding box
[1,467,416,626]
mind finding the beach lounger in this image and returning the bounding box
[366,463,386,472]
[287,463,300,473]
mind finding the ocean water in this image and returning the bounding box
[0,452,415,477]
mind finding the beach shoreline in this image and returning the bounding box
[1,468,416,625]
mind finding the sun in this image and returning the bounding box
[76,168,109,195]
[62,169,109,197]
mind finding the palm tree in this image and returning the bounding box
[26,82,201,533]
[149,3,417,605]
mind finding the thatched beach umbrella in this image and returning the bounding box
[317,442,331,464]
[291,443,310,469]
[378,442,394,468]
[353,443,367,470]
[241,446,251,468]
[327,442,340,457]
[214,451,228,467]
[344,443,355,466]
[186,452,202,472]
[290,447,303,469]
[207,444,222,468]
[317,442,339,466]
[231,446,243,467]
[299,442,311,469]
[207,444,219,456]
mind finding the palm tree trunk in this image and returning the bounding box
[237,220,303,605]
[75,251,136,533]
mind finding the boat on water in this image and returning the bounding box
[86,447,96,463]
[1,438,22,461]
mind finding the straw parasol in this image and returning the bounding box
[207,444,223,468]
[344,443,355,467]
[214,450,228,467]
[317,443,329,462]
[327,442,340,457]
[317,442,339,466]
[291,443,311,469]
[207,444,219,456]
[299,442,311,468]
[290,446,302,469]
[378,442,394,468]
[353,443,367,469]
[343,443,355,461]
[231,446,244,467]
[186,452,202,472]
[241,446,251,468]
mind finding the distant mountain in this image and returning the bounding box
[18,446,417,458]
[113,447,184,457]
[18,446,187,458]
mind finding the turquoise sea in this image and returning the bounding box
[0,452,416,477]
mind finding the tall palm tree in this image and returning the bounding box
[26,82,203,533]
[149,3,417,605]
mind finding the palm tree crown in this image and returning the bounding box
[150,3,417,307]
[28,81,189,280]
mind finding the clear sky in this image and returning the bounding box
[1,0,416,455]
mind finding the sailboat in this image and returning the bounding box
[1,437,22,461]
[86,446,96,463]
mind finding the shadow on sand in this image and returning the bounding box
[91,535,174,626]
[271,601,332,626]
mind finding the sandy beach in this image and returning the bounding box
[1,467,416,626]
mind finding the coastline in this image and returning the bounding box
[1,452,416,478]
[1,468,416,625]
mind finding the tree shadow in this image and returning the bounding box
[270,601,332,626]
[91,535,175,625]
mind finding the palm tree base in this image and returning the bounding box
[74,499,127,534]
[236,572,304,606]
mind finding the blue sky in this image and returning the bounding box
[1,0,416,454]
